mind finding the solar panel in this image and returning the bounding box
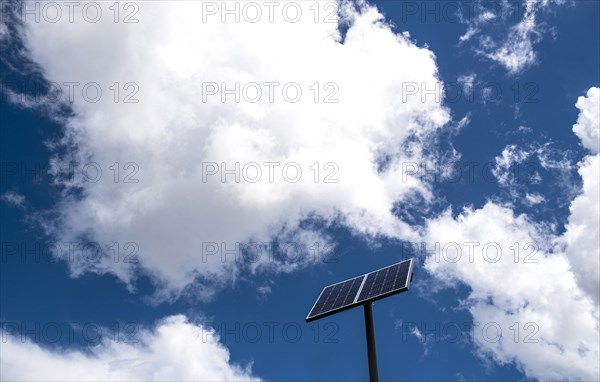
[306,275,365,322]
[356,259,412,303]
[306,259,414,322]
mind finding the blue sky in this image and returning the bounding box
[1,1,599,381]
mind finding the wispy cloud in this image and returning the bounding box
[1,191,26,208]
[460,0,570,73]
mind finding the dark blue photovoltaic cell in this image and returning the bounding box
[356,260,411,303]
[306,275,364,320]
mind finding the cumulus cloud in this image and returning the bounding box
[11,0,450,299]
[423,203,599,381]
[573,87,600,154]
[422,87,600,381]
[561,87,600,303]
[561,155,599,303]
[1,315,260,381]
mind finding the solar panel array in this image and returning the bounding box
[306,259,413,322]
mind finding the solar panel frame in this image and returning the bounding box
[305,259,414,322]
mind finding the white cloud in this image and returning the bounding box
[561,87,600,303]
[459,27,477,43]
[462,0,568,73]
[491,141,579,205]
[457,73,476,95]
[573,87,600,154]
[422,88,600,381]
[13,0,451,299]
[484,27,537,74]
[525,192,545,205]
[492,144,533,186]
[1,191,26,207]
[408,325,434,356]
[0,20,7,41]
[560,154,599,303]
[423,203,599,381]
[1,315,260,381]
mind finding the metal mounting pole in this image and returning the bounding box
[363,302,379,382]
